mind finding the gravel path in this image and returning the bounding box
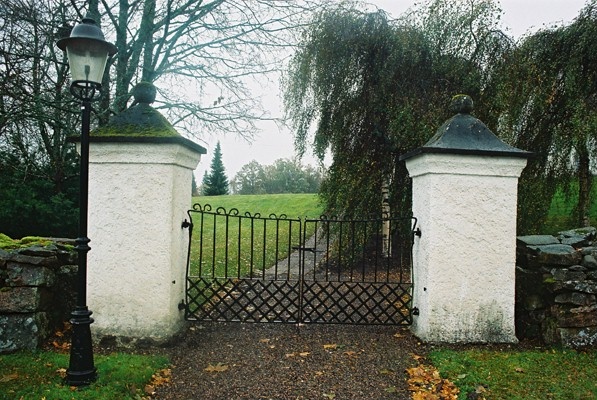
[153,322,425,400]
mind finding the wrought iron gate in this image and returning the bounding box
[183,204,417,325]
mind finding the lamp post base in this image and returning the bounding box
[65,308,97,386]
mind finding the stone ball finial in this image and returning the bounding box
[450,94,474,114]
[132,82,157,104]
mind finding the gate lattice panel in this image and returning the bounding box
[184,204,417,325]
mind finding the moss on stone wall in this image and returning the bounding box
[0,234,54,250]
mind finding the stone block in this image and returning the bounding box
[550,268,587,282]
[19,245,58,258]
[558,326,597,348]
[553,281,597,294]
[558,227,597,240]
[0,313,49,353]
[517,235,559,246]
[0,287,50,312]
[531,244,582,266]
[560,236,590,248]
[554,292,596,306]
[6,264,55,287]
[0,248,7,267]
[553,304,597,327]
[582,254,597,270]
[6,252,60,268]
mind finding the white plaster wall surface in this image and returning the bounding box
[407,153,527,343]
[85,142,201,341]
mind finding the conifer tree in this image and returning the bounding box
[202,141,229,196]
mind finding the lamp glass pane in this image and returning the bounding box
[65,39,109,85]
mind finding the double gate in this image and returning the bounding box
[183,204,417,325]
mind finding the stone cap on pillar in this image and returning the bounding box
[400,95,531,161]
[72,82,206,155]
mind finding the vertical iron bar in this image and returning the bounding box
[297,218,305,323]
[211,213,216,278]
[373,219,385,282]
[237,215,242,279]
[198,210,204,276]
[286,221,293,278]
[66,99,96,386]
[337,220,343,281]
[324,219,331,280]
[224,214,230,278]
[250,217,256,279]
[274,218,280,278]
[262,219,267,275]
[183,211,193,318]
[385,220,391,283]
[364,219,370,282]
[350,220,356,283]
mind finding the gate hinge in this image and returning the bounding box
[412,228,422,237]
[181,219,192,229]
[412,307,420,316]
[178,301,187,311]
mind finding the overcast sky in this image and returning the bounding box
[194,0,588,182]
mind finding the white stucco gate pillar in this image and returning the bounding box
[82,83,205,345]
[400,95,530,343]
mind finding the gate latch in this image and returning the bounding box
[292,246,323,254]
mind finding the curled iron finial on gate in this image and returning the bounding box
[214,206,239,216]
[192,203,211,212]
[268,213,288,220]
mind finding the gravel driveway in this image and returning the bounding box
[153,322,425,399]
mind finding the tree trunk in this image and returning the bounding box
[577,145,592,227]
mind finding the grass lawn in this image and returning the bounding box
[187,193,323,278]
[430,347,597,400]
[0,351,169,400]
[543,181,597,234]
[191,193,324,219]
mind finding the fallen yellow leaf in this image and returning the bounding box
[144,384,155,395]
[0,374,19,383]
[204,363,229,373]
[323,344,337,350]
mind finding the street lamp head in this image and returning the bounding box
[57,17,117,101]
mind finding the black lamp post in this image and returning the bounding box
[57,17,117,387]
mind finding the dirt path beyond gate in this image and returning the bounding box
[153,322,425,400]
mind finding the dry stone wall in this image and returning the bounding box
[0,242,76,353]
[516,227,597,348]
[3,228,596,351]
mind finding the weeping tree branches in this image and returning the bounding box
[284,1,506,219]
[495,0,597,227]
